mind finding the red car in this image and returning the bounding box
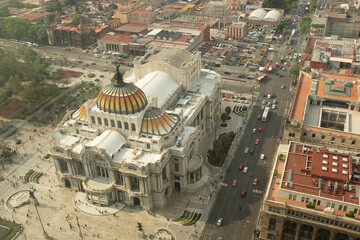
[259,127,263,132]
[255,139,260,145]
[91,62,96,65]
[281,84,285,89]
[232,179,238,187]
[238,164,244,171]
[241,189,247,197]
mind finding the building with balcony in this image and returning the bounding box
[283,71,360,151]
[225,22,247,40]
[49,48,222,210]
[257,141,360,240]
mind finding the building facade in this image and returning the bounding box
[225,22,247,40]
[50,48,222,210]
[257,141,360,240]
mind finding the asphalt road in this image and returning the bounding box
[201,43,295,240]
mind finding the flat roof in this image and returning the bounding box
[114,23,148,33]
[267,142,360,209]
[100,33,134,43]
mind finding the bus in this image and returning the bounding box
[262,107,270,121]
[293,53,298,61]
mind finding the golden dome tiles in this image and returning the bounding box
[141,107,178,136]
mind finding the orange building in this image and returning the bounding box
[225,22,247,40]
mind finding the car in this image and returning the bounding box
[287,63,290,67]
[267,94,271,99]
[259,127,263,132]
[261,106,265,110]
[253,178,258,186]
[94,79,100,82]
[240,97,247,100]
[273,100,277,104]
[262,100,267,105]
[241,189,247,197]
[217,217,223,226]
[267,101,271,106]
[244,148,249,154]
[281,84,285,88]
[232,179,238,187]
[272,104,276,109]
[255,139,260,145]
[252,128,256,134]
[257,114,261,120]
[250,149,254,154]
[231,74,238,77]
[260,154,265,160]
[99,75,104,78]
[91,62,96,65]
[271,94,275,98]
[243,166,248,173]
[279,74,283,77]
[224,71,231,75]
[239,164,244,170]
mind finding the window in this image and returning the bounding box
[331,136,335,141]
[326,202,330,207]
[147,143,150,149]
[268,219,276,231]
[124,122,129,130]
[305,198,309,203]
[352,140,356,144]
[341,138,345,143]
[91,116,95,124]
[117,121,122,128]
[339,205,343,211]
[301,197,305,202]
[331,203,335,208]
[111,119,115,127]
[289,194,292,199]
[175,176,180,180]
[312,133,316,138]
[343,206,347,212]
[321,135,325,139]
[303,132,307,136]
[174,163,179,172]
[104,118,109,126]
[354,208,358,214]
[267,234,273,240]
[293,195,297,200]
[317,200,321,205]
[97,117,102,125]
[131,123,136,131]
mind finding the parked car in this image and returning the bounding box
[252,128,256,134]
[253,178,258,185]
[250,149,254,154]
[259,127,263,132]
[260,154,265,160]
[244,148,249,154]
[281,84,285,88]
[224,71,231,75]
[243,166,248,173]
[217,217,223,226]
[255,139,260,145]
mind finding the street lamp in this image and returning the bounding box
[29,190,49,239]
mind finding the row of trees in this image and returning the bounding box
[299,16,312,35]
[208,132,236,167]
[0,17,48,44]
[263,0,297,11]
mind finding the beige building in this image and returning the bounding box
[50,48,222,210]
[225,22,247,40]
[283,72,360,151]
[257,141,360,240]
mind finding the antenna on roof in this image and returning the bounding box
[115,65,124,86]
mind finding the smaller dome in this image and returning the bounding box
[141,108,178,136]
[73,99,94,121]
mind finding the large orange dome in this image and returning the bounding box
[97,68,148,115]
[141,107,178,136]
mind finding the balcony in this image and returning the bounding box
[187,154,203,172]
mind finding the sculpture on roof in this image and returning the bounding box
[115,65,124,86]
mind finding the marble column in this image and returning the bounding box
[295,223,301,240]
[54,159,61,172]
[109,170,116,184]
[311,227,318,240]
[125,176,131,190]
[84,162,90,177]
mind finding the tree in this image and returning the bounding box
[72,13,82,26]
[0,6,10,17]
[290,65,300,77]
[0,17,31,39]
[108,3,118,9]
[299,16,312,35]
[213,139,223,160]
[309,0,317,11]
[221,113,227,123]
[345,211,355,218]
[0,140,13,168]
[225,106,231,116]
[98,3,103,11]
[276,22,288,33]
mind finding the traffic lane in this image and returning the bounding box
[222,79,255,93]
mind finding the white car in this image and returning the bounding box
[217,217,223,226]
[260,154,265,160]
[252,128,256,134]
[243,166,248,173]
[272,104,276,109]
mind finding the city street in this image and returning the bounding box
[201,44,294,240]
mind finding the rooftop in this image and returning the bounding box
[114,23,148,33]
[267,142,360,216]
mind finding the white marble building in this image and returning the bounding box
[50,48,222,210]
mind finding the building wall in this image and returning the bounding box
[258,201,360,240]
[225,24,247,40]
[325,19,360,38]
[129,12,154,24]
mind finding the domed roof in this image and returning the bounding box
[73,99,94,121]
[97,67,148,115]
[141,107,178,136]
